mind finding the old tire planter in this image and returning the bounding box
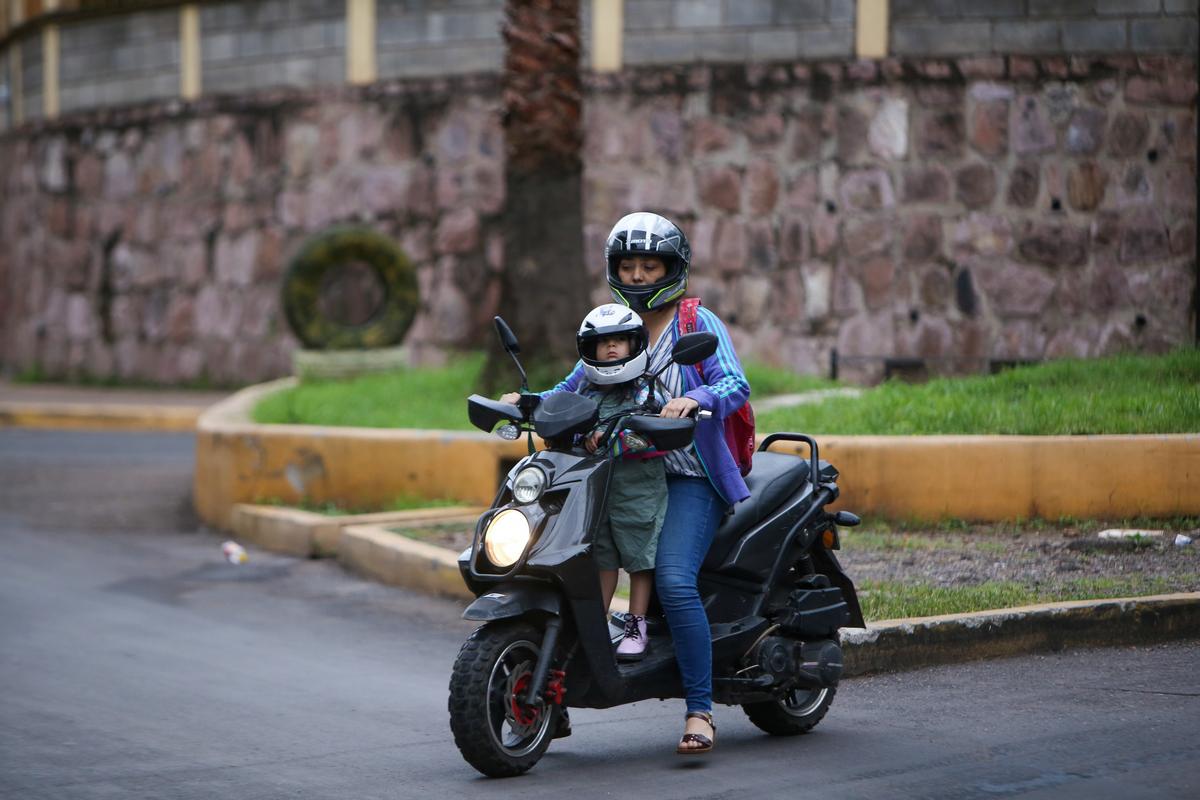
[282,227,418,350]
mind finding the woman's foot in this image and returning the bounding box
[615,614,647,661]
[676,711,715,755]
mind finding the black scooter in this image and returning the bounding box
[449,317,864,777]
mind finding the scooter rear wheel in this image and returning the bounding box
[742,685,836,736]
[448,621,559,777]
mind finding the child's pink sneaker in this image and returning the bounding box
[616,614,647,661]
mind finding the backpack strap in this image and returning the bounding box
[676,298,704,381]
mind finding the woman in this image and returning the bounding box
[503,211,751,754]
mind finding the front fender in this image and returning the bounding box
[462,582,563,622]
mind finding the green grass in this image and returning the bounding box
[742,362,838,397]
[757,348,1200,435]
[253,354,487,429]
[860,574,1198,621]
[252,354,838,430]
[253,348,1199,434]
[256,494,463,516]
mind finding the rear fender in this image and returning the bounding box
[811,548,865,628]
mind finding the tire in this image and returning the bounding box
[448,621,560,777]
[742,685,837,736]
[280,226,418,350]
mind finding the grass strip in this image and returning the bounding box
[757,348,1200,435]
[859,574,1198,622]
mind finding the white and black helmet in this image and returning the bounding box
[605,212,691,313]
[577,304,649,385]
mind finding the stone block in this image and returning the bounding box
[891,0,958,19]
[1013,95,1057,155]
[1017,221,1089,268]
[692,30,751,62]
[869,97,909,160]
[749,30,800,60]
[624,31,696,64]
[726,0,773,26]
[1029,0,1095,15]
[993,22,1060,54]
[916,110,965,159]
[1097,0,1161,13]
[1131,19,1199,52]
[970,100,1009,157]
[956,163,997,210]
[797,26,854,58]
[746,160,780,214]
[674,0,722,29]
[829,0,855,22]
[624,0,676,30]
[1107,111,1149,156]
[960,0,1025,17]
[902,214,943,264]
[1067,161,1108,211]
[840,169,895,213]
[697,166,742,213]
[892,22,992,56]
[1066,107,1107,155]
[1062,20,1127,52]
[902,165,952,204]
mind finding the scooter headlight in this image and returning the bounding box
[483,509,531,568]
[511,466,547,504]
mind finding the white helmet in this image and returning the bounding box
[577,304,649,385]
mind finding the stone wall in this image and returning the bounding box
[1,55,1195,385]
[0,76,505,385]
[200,0,345,95]
[892,0,1199,56]
[60,8,180,113]
[582,56,1197,381]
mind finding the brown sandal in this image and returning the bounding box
[676,711,716,755]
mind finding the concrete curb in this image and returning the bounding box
[841,593,1200,676]
[325,522,1191,667]
[337,522,630,613]
[229,503,485,558]
[193,379,1200,530]
[0,401,202,432]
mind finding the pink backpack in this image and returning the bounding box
[677,298,755,476]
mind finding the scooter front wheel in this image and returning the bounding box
[448,620,559,777]
[742,685,836,736]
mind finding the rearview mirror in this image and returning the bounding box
[672,332,718,366]
[494,316,520,355]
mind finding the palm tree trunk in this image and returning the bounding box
[490,0,589,386]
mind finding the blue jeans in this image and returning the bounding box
[655,476,727,714]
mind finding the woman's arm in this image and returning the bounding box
[539,360,586,398]
[683,306,751,421]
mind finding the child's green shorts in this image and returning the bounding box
[594,457,667,573]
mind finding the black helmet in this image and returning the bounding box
[604,212,691,313]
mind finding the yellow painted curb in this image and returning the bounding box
[339,523,475,602]
[762,433,1200,520]
[194,379,529,530]
[0,402,201,432]
[338,521,630,614]
[194,379,1200,532]
[229,503,485,558]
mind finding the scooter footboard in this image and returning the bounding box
[462,582,562,621]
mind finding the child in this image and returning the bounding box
[574,303,668,661]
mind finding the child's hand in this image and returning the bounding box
[500,392,520,405]
[585,430,602,453]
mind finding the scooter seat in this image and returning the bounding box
[703,451,812,572]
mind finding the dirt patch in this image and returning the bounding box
[396,518,1200,596]
[837,522,1200,595]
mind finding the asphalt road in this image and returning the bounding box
[1,429,1197,799]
